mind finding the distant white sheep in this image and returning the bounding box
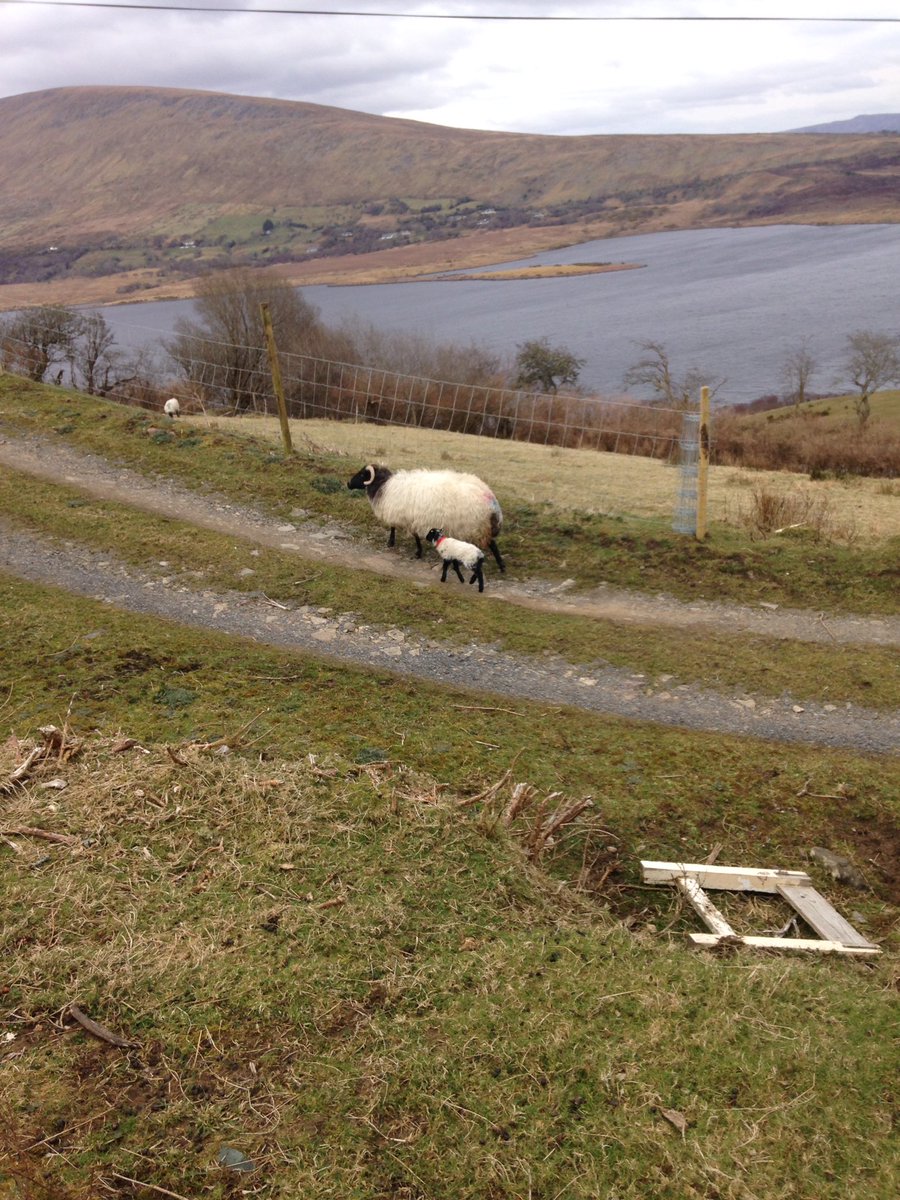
[347,464,505,571]
[426,528,486,592]
[163,397,180,418]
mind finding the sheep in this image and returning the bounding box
[347,464,505,571]
[426,528,485,592]
[163,397,180,419]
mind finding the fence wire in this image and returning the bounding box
[1,310,699,467]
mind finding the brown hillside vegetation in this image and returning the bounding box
[2,86,900,300]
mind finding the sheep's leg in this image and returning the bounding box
[488,540,505,572]
[440,561,450,583]
[451,560,465,584]
[470,564,484,592]
[414,533,424,558]
[387,527,396,548]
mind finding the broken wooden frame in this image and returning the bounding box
[641,860,880,957]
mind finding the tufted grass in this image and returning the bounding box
[1,573,898,1200]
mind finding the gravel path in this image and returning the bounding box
[2,431,898,648]
[1,431,897,754]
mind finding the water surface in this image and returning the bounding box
[98,224,900,405]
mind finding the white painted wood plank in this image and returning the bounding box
[676,877,735,936]
[688,933,880,956]
[641,860,812,893]
[775,883,878,949]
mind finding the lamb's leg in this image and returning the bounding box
[440,561,450,583]
[470,564,484,592]
[488,540,505,573]
[414,533,424,558]
[387,527,396,548]
[451,560,465,584]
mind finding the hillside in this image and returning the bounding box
[1,373,898,1198]
[3,86,900,296]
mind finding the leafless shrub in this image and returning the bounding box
[737,486,859,544]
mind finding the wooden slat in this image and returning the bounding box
[676,877,735,937]
[689,933,880,956]
[775,883,878,949]
[641,860,812,893]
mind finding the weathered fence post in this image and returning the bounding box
[259,301,293,456]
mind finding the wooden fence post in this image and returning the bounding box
[696,385,710,540]
[259,302,293,456]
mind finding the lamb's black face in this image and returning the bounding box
[425,528,442,545]
[347,465,376,490]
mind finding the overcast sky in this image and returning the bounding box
[1,1,899,135]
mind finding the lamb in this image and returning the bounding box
[163,397,180,418]
[426,528,486,592]
[347,464,505,571]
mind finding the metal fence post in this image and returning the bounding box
[696,385,710,540]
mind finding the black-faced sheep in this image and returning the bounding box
[164,397,180,418]
[347,464,505,571]
[426,528,485,592]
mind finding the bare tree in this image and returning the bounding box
[624,340,724,408]
[167,268,324,412]
[781,337,817,411]
[0,305,80,382]
[69,310,135,396]
[844,330,900,430]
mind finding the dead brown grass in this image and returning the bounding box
[714,404,900,478]
[190,413,900,541]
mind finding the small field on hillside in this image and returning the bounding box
[713,391,900,478]
[190,413,900,541]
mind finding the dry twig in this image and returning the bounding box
[1,826,78,846]
[67,1004,136,1049]
[108,1174,193,1200]
[528,797,594,862]
[456,768,513,809]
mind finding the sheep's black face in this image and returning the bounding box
[347,466,372,490]
[425,529,442,545]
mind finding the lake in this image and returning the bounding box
[96,223,900,405]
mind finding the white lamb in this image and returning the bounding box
[347,464,504,571]
[163,397,180,418]
[426,528,486,592]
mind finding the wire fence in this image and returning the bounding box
[175,340,693,460]
[1,309,706,531]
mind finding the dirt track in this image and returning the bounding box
[1,431,898,753]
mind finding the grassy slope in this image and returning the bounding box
[754,389,900,430]
[1,575,898,1200]
[1,373,897,1199]
[1,377,897,614]
[3,86,900,245]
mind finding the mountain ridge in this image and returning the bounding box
[2,86,900,295]
[790,113,900,134]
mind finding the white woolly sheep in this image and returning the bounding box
[347,464,505,571]
[425,528,485,592]
[163,397,180,418]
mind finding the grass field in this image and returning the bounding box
[1,574,898,1200]
[191,411,900,541]
[0,375,897,1199]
